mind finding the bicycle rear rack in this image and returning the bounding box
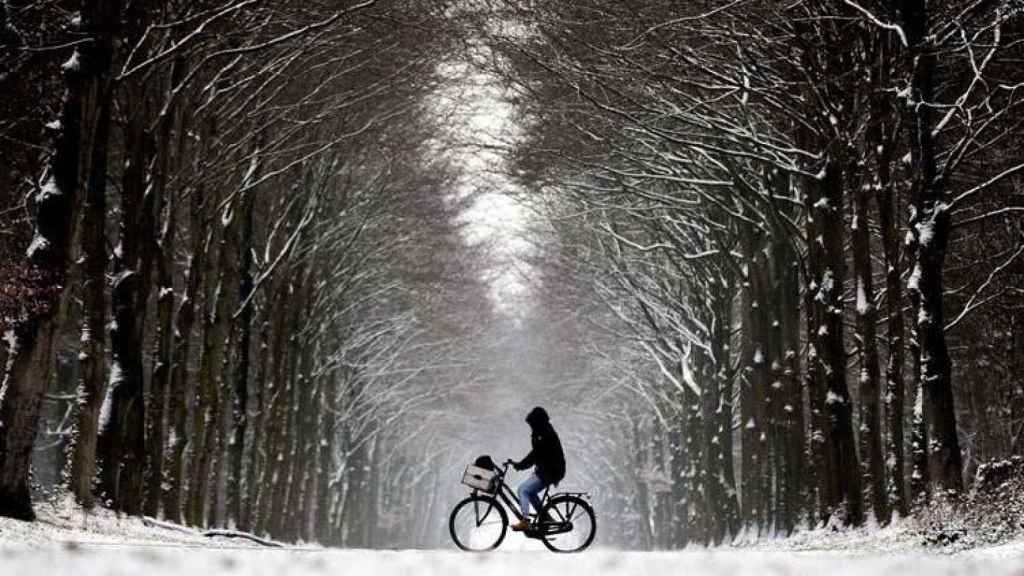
[552,490,590,499]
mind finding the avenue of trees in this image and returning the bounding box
[1,0,501,547]
[3,0,1023,551]
[482,0,1024,547]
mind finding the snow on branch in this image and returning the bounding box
[117,0,261,80]
[642,341,701,397]
[625,0,747,44]
[945,242,1024,332]
[843,0,908,47]
[119,0,379,81]
[953,206,1024,229]
[951,161,1024,209]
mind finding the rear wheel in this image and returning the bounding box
[449,494,508,552]
[540,494,596,553]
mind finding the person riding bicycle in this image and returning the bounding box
[510,406,565,532]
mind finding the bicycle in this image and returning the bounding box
[449,459,596,553]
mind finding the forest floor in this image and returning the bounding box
[2,497,1023,576]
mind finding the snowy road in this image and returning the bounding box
[4,544,1024,576]
[3,507,1023,576]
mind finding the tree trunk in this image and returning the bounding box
[341,433,367,546]
[0,0,119,522]
[632,416,653,549]
[365,434,382,547]
[162,190,208,524]
[871,23,908,516]
[144,57,185,518]
[65,79,114,509]
[266,276,306,539]
[227,138,263,528]
[97,94,154,515]
[803,177,828,526]
[315,378,337,542]
[880,192,908,515]
[229,187,256,528]
[909,340,929,502]
[709,269,740,541]
[769,209,802,536]
[739,225,767,535]
[255,284,290,536]
[671,398,691,548]
[283,332,312,540]
[300,367,324,542]
[781,246,804,536]
[244,306,271,531]
[806,160,863,526]
[897,0,964,496]
[763,234,785,535]
[853,180,887,522]
[188,189,242,526]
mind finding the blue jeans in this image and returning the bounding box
[517,473,546,519]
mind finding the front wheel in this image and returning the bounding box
[540,494,596,553]
[449,494,508,552]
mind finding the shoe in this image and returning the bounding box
[511,520,529,532]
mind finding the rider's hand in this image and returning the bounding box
[512,460,526,471]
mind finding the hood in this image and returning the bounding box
[526,406,550,429]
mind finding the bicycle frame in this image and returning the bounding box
[475,462,584,534]
[478,463,544,522]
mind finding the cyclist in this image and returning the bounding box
[510,406,565,531]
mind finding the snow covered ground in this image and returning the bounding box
[3,499,1023,576]
[4,542,1024,576]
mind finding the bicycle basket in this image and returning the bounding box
[461,464,498,492]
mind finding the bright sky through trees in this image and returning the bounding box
[434,56,532,317]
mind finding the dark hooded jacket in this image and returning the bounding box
[515,406,566,485]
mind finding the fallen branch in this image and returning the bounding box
[202,529,285,548]
[142,517,283,548]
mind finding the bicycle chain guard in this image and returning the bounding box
[524,521,574,538]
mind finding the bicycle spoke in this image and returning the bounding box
[564,501,577,519]
[548,505,564,522]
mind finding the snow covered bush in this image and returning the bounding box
[915,456,1024,551]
